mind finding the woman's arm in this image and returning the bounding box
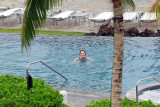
[87,57,94,62]
[72,57,79,64]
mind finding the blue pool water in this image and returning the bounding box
[0,33,160,95]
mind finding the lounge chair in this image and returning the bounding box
[88,12,113,27]
[138,12,156,27]
[123,12,140,22]
[0,8,22,26]
[72,11,89,27]
[13,9,25,24]
[48,10,75,28]
[140,12,156,21]
[47,10,61,17]
[0,8,22,18]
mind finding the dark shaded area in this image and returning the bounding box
[27,74,33,90]
[85,24,160,37]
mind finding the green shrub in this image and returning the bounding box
[0,74,68,107]
[86,98,160,107]
[86,99,111,107]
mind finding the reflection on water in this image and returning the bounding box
[0,33,159,95]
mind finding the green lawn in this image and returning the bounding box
[0,28,84,36]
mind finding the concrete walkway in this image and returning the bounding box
[67,91,110,107]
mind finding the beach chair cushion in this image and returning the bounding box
[51,10,75,20]
[0,8,22,18]
[89,12,113,22]
[140,12,156,21]
[123,12,138,21]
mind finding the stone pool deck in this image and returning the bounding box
[67,91,110,107]
[66,91,127,107]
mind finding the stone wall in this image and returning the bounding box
[85,24,160,37]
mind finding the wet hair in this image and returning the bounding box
[79,50,86,55]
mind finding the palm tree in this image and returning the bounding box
[111,1,124,106]
[148,0,160,22]
[21,0,134,106]
[108,0,135,106]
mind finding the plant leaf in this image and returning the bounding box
[21,0,63,53]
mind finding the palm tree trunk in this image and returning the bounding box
[111,0,124,107]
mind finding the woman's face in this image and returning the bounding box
[80,51,86,59]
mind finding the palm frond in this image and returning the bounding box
[148,0,160,22]
[21,0,63,53]
[148,0,159,12]
[156,4,160,22]
[107,0,135,12]
[122,0,135,12]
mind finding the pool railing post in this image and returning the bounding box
[27,73,33,90]
[136,77,160,103]
[136,84,138,103]
[26,60,68,90]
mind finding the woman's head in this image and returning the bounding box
[79,50,86,59]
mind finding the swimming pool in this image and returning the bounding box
[0,33,159,95]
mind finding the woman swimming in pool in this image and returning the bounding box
[73,50,93,63]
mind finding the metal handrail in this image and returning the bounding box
[26,60,68,81]
[136,77,160,103]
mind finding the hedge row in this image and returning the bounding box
[86,98,160,107]
[0,74,68,107]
